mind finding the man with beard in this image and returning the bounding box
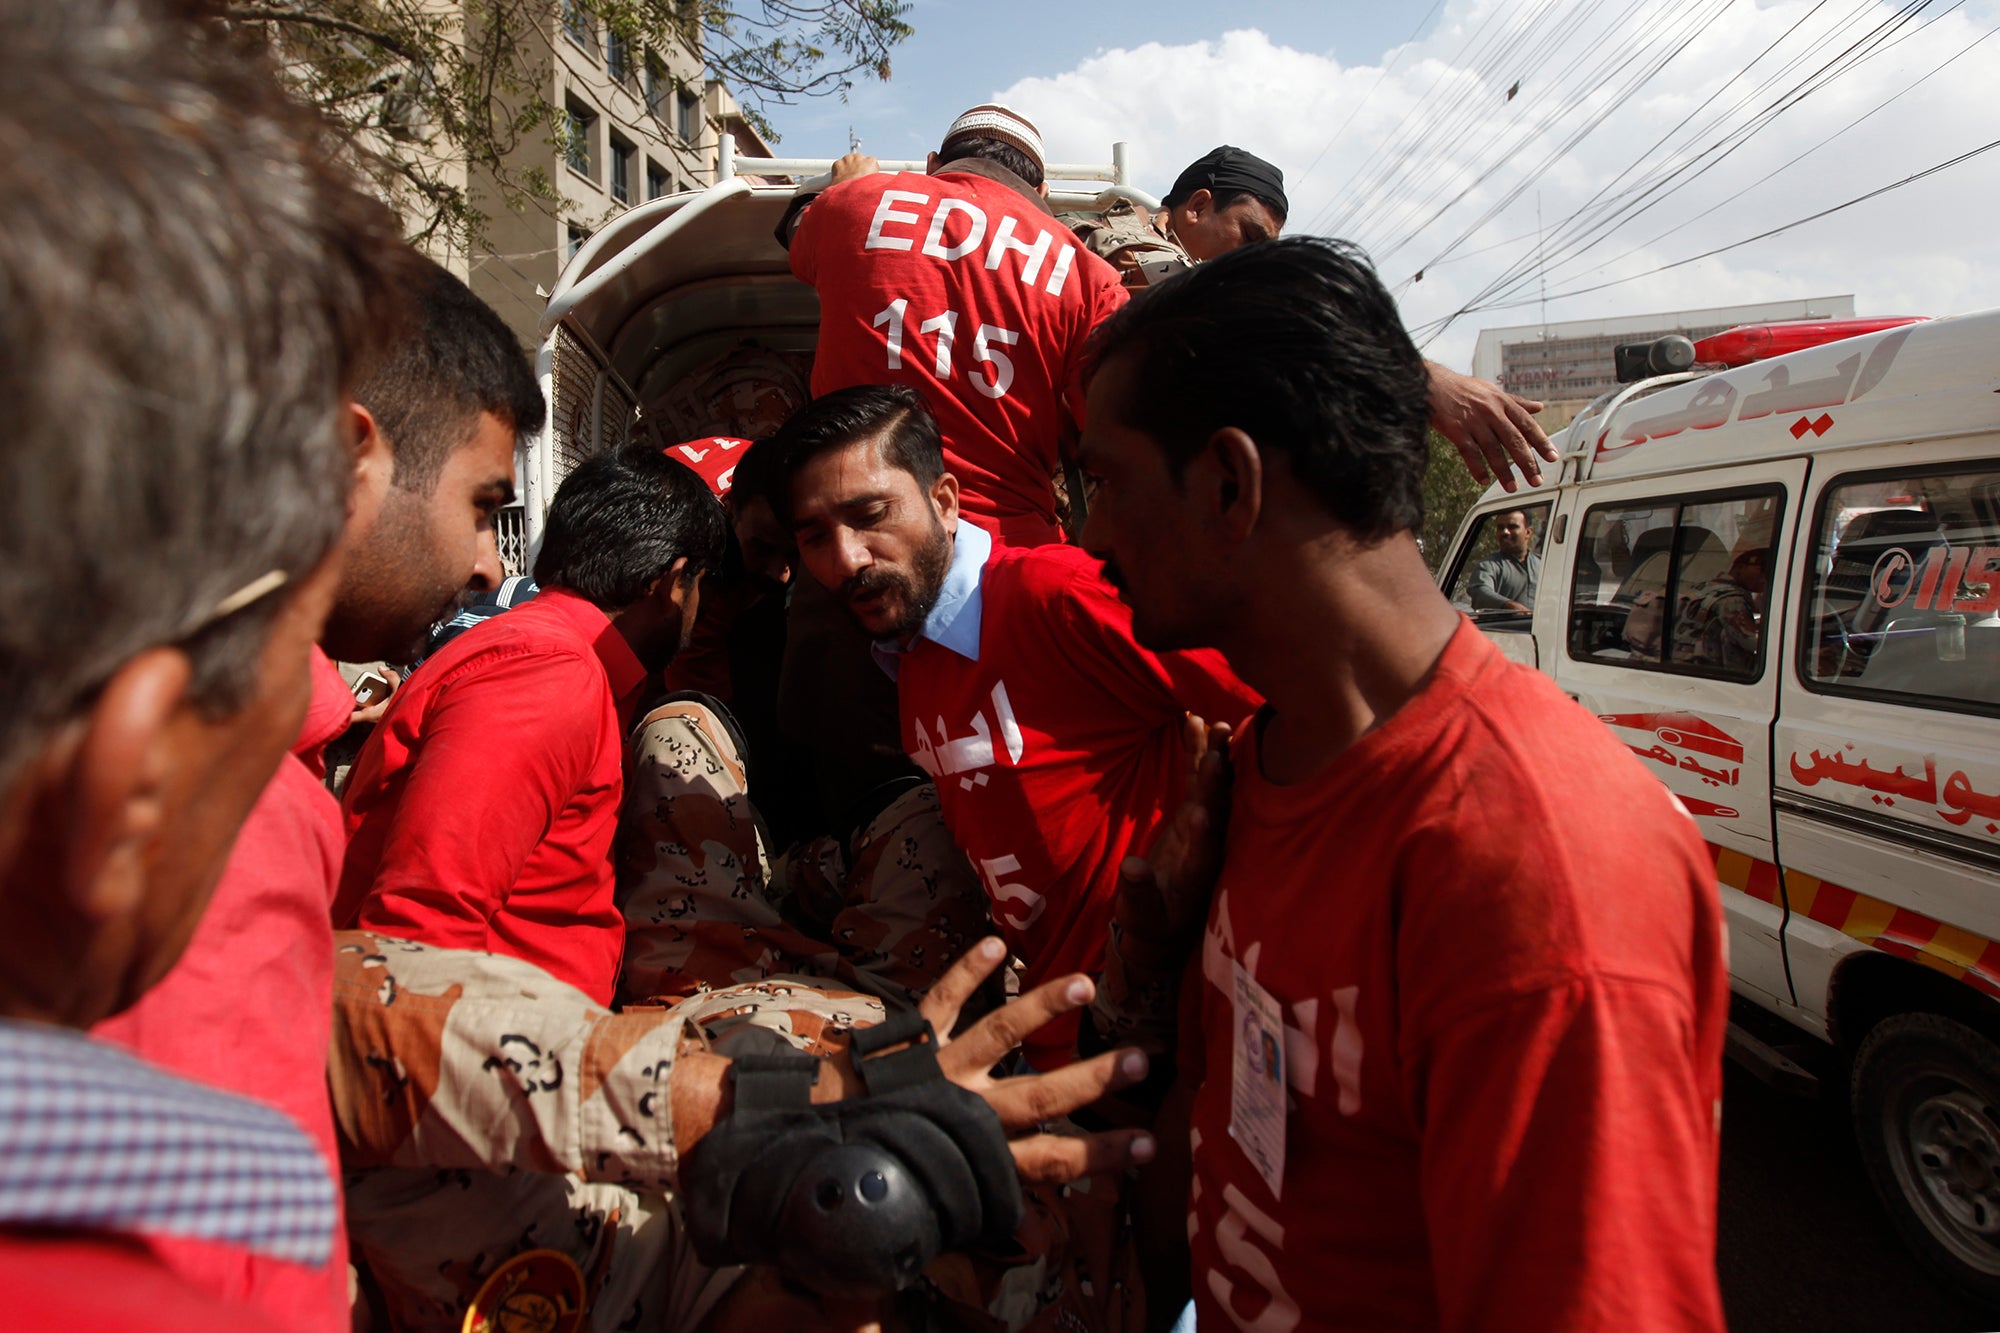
[776,384,1260,1068]
[337,443,726,1004]
[1470,507,1542,613]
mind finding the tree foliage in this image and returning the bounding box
[1420,429,1487,574]
[222,1,912,244]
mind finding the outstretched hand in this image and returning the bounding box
[916,939,1156,1183]
[1426,360,1557,494]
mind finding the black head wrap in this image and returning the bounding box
[1165,146,1288,220]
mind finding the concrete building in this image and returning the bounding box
[445,0,771,344]
[1473,296,1857,429]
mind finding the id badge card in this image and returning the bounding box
[1229,960,1287,1200]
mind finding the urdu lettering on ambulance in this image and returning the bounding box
[1186,624,1730,1332]
[790,167,1129,549]
[879,528,1259,1068]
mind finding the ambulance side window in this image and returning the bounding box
[1800,465,2000,714]
[1444,503,1552,623]
[1567,488,1783,681]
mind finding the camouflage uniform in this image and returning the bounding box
[332,703,1148,1331]
[1673,574,1761,672]
[1062,199,1190,291]
[330,930,882,1331]
[616,696,996,1013]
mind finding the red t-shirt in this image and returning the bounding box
[336,587,648,1005]
[0,1231,284,1333]
[1187,623,1728,1332]
[896,543,1258,1066]
[791,168,1129,548]
[92,648,353,1333]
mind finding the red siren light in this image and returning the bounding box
[1691,317,1928,369]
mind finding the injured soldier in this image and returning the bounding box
[329,929,1156,1331]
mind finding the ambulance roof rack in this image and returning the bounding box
[717,137,1161,213]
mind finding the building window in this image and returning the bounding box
[563,96,597,181]
[606,28,630,83]
[609,132,633,204]
[1567,487,1784,681]
[561,0,593,53]
[647,160,669,200]
[644,55,667,116]
[566,223,590,262]
[677,90,700,143]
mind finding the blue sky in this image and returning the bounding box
[756,1,2000,371]
[779,2,1439,178]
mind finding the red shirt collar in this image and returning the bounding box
[533,585,650,712]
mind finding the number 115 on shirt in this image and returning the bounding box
[872,299,1021,399]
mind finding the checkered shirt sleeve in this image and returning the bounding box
[0,1021,337,1264]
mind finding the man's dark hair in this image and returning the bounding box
[937,135,1044,190]
[1162,146,1289,223]
[767,385,945,525]
[726,438,784,511]
[1085,236,1431,541]
[353,257,545,494]
[0,0,411,793]
[535,443,728,608]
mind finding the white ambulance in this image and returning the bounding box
[1436,311,2000,1303]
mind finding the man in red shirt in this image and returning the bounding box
[1076,237,1728,1329]
[0,0,405,1324]
[92,257,538,1333]
[339,443,725,1004]
[776,384,1259,1068]
[784,104,1128,549]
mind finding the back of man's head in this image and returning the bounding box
[0,0,407,798]
[353,257,546,493]
[767,384,945,525]
[1086,236,1431,541]
[936,104,1046,190]
[535,443,728,608]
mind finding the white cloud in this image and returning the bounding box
[996,1,2000,372]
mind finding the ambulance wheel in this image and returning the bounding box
[1853,1012,2000,1306]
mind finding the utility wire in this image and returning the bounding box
[1287,0,1446,198]
[1530,7,1992,294]
[1472,0,1933,298]
[1426,0,1948,323]
[1358,0,1730,262]
[1409,132,2000,343]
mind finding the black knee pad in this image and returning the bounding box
[681,1009,1023,1298]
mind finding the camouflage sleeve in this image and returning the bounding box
[328,930,689,1190]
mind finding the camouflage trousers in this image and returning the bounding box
[615,696,995,1013]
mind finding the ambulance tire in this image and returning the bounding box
[1852,1012,2000,1308]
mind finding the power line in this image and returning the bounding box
[1418,0,1954,330]
[1358,0,1733,263]
[1287,0,1446,198]
[1528,7,1993,295]
[1410,131,2000,343]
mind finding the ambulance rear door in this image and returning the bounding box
[1549,458,1807,1012]
[1775,446,2000,1031]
